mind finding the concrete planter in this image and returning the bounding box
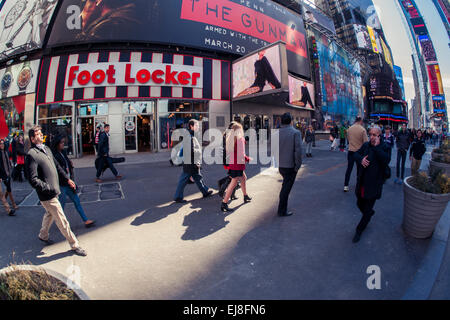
[0,265,89,300]
[429,159,450,176]
[402,176,450,239]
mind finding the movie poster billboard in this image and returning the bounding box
[0,0,58,60]
[288,75,314,109]
[232,42,288,100]
[367,26,380,54]
[0,59,40,98]
[432,96,446,117]
[47,0,311,79]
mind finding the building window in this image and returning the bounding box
[78,103,108,116]
[123,101,155,114]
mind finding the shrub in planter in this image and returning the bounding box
[402,169,450,239]
[431,140,450,164]
[0,265,80,300]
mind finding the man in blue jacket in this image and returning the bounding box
[394,123,410,184]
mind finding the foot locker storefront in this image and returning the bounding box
[35,51,231,157]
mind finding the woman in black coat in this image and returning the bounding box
[351,126,390,243]
[0,139,17,215]
[13,135,27,182]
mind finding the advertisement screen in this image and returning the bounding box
[302,2,336,34]
[232,43,286,100]
[288,75,314,109]
[367,26,380,54]
[411,17,428,35]
[433,96,446,117]
[0,59,40,98]
[47,0,311,79]
[419,35,437,63]
[380,38,393,69]
[427,64,444,95]
[394,65,405,100]
[354,24,372,50]
[0,0,58,60]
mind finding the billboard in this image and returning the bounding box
[354,24,372,50]
[367,26,380,54]
[418,35,437,63]
[47,0,311,79]
[0,59,40,99]
[432,96,446,117]
[427,64,444,95]
[288,75,314,109]
[302,2,336,34]
[393,65,405,100]
[380,37,393,69]
[232,42,288,100]
[0,0,58,60]
[410,17,428,35]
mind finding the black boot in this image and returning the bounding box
[221,202,234,212]
[352,230,362,243]
[243,195,252,203]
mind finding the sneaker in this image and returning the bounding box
[221,202,234,212]
[243,195,252,203]
[85,220,95,228]
[203,190,213,198]
[72,247,87,256]
[174,198,187,203]
[8,209,16,216]
[278,211,293,217]
[343,186,349,192]
[39,237,54,245]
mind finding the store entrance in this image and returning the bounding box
[137,115,155,152]
[80,117,95,156]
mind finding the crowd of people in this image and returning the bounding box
[0,115,447,257]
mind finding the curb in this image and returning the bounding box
[402,202,450,300]
[0,265,90,300]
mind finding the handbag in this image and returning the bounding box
[16,155,25,165]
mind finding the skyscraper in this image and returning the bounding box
[397,0,448,129]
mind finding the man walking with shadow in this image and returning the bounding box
[277,113,303,217]
[25,125,87,256]
[95,124,122,183]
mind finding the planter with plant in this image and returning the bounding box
[402,168,450,239]
[0,264,88,300]
[430,140,450,176]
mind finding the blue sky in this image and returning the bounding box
[372,0,450,115]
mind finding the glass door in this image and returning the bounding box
[124,115,137,152]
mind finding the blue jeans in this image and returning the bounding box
[59,186,89,222]
[174,171,209,200]
[306,142,312,154]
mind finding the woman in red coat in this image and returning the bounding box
[221,122,252,212]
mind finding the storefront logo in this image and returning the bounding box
[66,62,203,89]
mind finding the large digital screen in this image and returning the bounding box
[288,75,314,109]
[354,24,372,50]
[0,0,58,60]
[47,0,311,79]
[393,65,405,100]
[411,17,428,35]
[427,64,444,95]
[419,35,437,63]
[433,96,446,117]
[302,2,336,34]
[232,42,287,100]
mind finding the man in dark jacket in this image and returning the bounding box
[409,129,426,176]
[352,126,390,243]
[173,119,212,203]
[395,123,410,184]
[25,126,87,256]
[95,124,122,183]
[277,113,303,217]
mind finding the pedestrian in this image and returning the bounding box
[25,126,87,256]
[352,126,390,243]
[344,117,368,192]
[277,112,302,217]
[95,124,122,183]
[330,124,339,151]
[218,121,239,200]
[394,123,410,184]
[173,119,213,203]
[220,122,252,212]
[409,129,426,176]
[94,125,101,154]
[13,135,27,182]
[52,135,95,228]
[0,139,17,216]
[305,125,315,157]
[381,125,395,161]
[339,123,347,151]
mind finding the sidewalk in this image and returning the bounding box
[0,140,447,299]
